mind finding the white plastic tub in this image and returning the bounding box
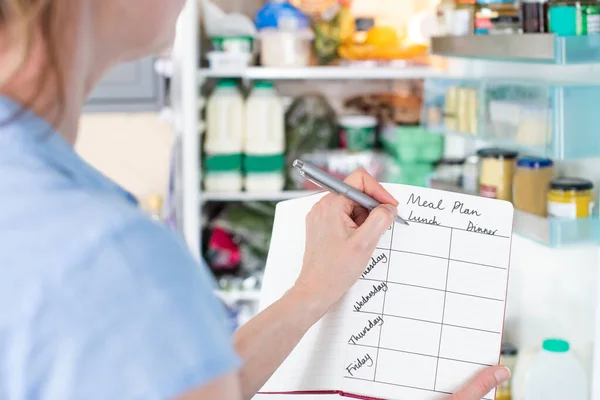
[207,51,252,70]
[258,28,313,67]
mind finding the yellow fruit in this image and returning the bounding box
[365,26,400,47]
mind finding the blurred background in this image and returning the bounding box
[80,0,600,399]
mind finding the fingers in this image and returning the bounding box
[351,204,397,249]
[344,169,399,206]
[450,366,510,400]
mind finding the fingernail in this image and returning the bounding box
[495,367,511,383]
[382,204,398,219]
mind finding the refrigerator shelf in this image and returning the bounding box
[430,34,600,64]
[429,180,600,248]
[422,78,600,159]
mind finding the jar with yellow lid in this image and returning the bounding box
[547,178,594,219]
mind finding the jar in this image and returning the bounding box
[549,0,600,36]
[462,155,480,194]
[513,157,554,217]
[547,177,594,219]
[520,0,549,33]
[497,343,518,400]
[339,115,377,152]
[477,148,519,202]
[435,159,465,186]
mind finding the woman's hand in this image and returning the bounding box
[449,365,510,400]
[294,169,398,309]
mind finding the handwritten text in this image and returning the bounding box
[345,353,374,377]
[353,282,388,312]
[348,316,384,345]
[467,221,498,236]
[362,254,388,279]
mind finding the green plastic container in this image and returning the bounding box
[381,126,444,164]
[210,36,254,53]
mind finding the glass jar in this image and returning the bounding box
[497,343,518,400]
[521,0,549,33]
[462,155,480,194]
[547,177,594,219]
[435,159,465,186]
[513,157,554,217]
[477,148,519,202]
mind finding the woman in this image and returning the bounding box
[0,0,510,399]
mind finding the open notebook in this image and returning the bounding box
[258,184,514,400]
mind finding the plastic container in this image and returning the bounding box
[339,115,377,152]
[210,36,254,53]
[259,28,314,67]
[255,1,313,67]
[204,154,244,192]
[525,338,587,400]
[244,155,285,192]
[207,52,252,70]
[549,0,600,36]
[244,81,285,192]
[547,177,594,219]
[244,81,285,155]
[206,80,244,154]
[513,157,554,217]
[205,80,244,192]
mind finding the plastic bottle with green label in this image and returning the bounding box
[243,81,285,192]
[549,0,600,35]
[205,80,244,192]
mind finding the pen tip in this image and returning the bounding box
[397,218,409,226]
[292,159,303,169]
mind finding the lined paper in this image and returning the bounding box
[259,184,513,400]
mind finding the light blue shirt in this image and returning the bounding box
[0,97,240,399]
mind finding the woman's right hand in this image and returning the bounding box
[449,366,510,400]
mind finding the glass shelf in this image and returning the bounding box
[430,34,600,64]
[513,210,600,248]
[429,180,600,248]
[422,78,600,159]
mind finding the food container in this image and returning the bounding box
[520,0,549,33]
[549,0,600,36]
[207,52,253,70]
[497,343,518,400]
[339,115,377,152]
[547,177,594,219]
[210,36,254,53]
[477,148,519,202]
[258,28,314,67]
[381,126,444,164]
[513,157,554,217]
[435,159,465,186]
[462,155,480,194]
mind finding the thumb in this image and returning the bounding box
[450,366,510,400]
[352,204,397,249]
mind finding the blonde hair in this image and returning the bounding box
[0,0,64,123]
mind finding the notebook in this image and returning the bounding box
[258,184,514,400]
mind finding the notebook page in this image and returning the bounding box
[259,193,347,393]
[340,184,513,400]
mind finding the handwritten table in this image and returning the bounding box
[341,216,511,399]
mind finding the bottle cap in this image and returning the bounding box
[542,338,570,353]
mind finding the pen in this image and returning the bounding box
[293,159,409,226]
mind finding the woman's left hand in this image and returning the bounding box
[294,169,398,309]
